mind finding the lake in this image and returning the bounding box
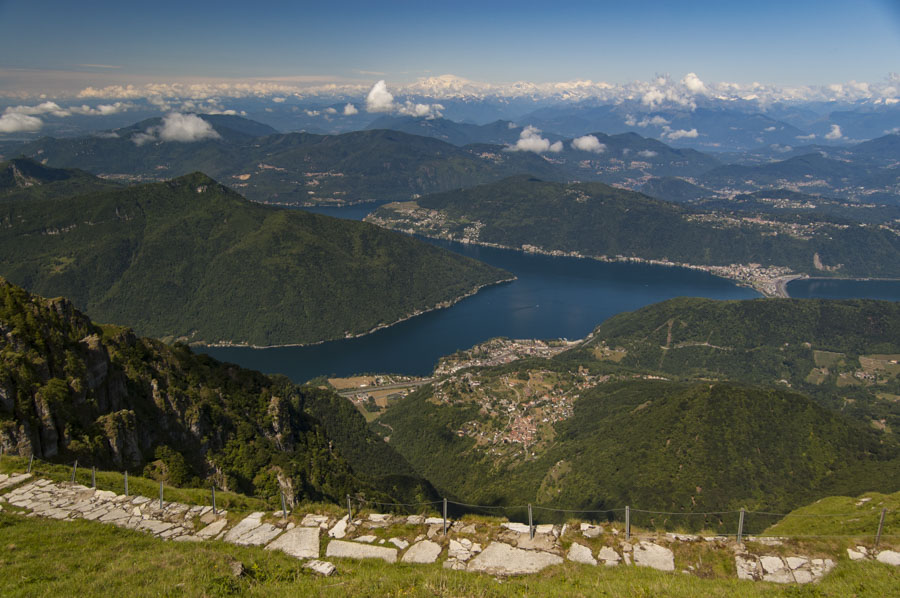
[199,203,760,381]
[787,278,900,301]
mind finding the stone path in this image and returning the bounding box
[0,474,897,583]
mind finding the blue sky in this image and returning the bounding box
[1,0,899,95]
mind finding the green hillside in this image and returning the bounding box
[372,298,900,521]
[0,157,117,201]
[571,297,900,431]
[0,278,433,504]
[369,176,900,277]
[17,122,564,204]
[0,164,508,346]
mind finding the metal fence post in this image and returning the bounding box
[71,460,78,483]
[528,504,534,539]
[27,454,34,473]
[443,498,448,536]
[625,506,631,541]
[212,485,217,514]
[875,508,887,546]
[737,508,745,545]
[347,494,352,522]
[124,471,129,496]
[91,467,96,489]
[281,491,287,520]
[159,480,164,510]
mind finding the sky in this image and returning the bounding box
[1,0,899,98]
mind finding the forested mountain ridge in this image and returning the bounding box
[0,278,434,504]
[0,162,509,346]
[368,176,900,279]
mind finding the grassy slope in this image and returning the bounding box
[1,512,898,597]
[0,170,507,345]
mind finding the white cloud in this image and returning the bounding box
[0,112,43,133]
[764,126,777,132]
[343,103,358,115]
[4,100,133,118]
[506,125,562,153]
[5,101,69,117]
[681,72,707,94]
[325,107,337,114]
[641,88,666,107]
[272,97,286,103]
[305,110,320,116]
[664,128,699,140]
[825,124,843,140]
[796,133,817,140]
[571,134,606,153]
[132,131,156,146]
[397,101,444,118]
[132,112,220,145]
[637,150,658,158]
[364,80,443,118]
[366,80,395,112]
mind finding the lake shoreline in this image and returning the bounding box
[197,275,517,350]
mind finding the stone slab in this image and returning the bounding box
[467,542,563,576]
[266,526,320,559]
[325,540,397,563]
[402,540,442,564]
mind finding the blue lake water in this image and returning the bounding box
[199,203,760,381]
[787,278,900,301]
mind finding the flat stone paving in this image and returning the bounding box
[1,475,897,583]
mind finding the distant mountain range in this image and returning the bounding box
[0,159,508,346]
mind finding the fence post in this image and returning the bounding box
[875,508,887,546]
[737,508,745,545]
[91,467,96,489]
[528,504,534,539]
[625,506,631,541]
[27,454,34,473]
[281,491,287,520]
[159,480,164,510]
[71,460,78,483]
[212,485,217,514]
[443,498,448,536]
[347,494,352,522]
[124,471,129,496]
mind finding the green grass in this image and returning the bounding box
[764,490,900,539]
[1,512,899,597]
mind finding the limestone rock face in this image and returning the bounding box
[466,542,563,576]
[633,542,675,572]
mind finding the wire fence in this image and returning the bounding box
[1,451,895,544]
[345,494,897,545]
